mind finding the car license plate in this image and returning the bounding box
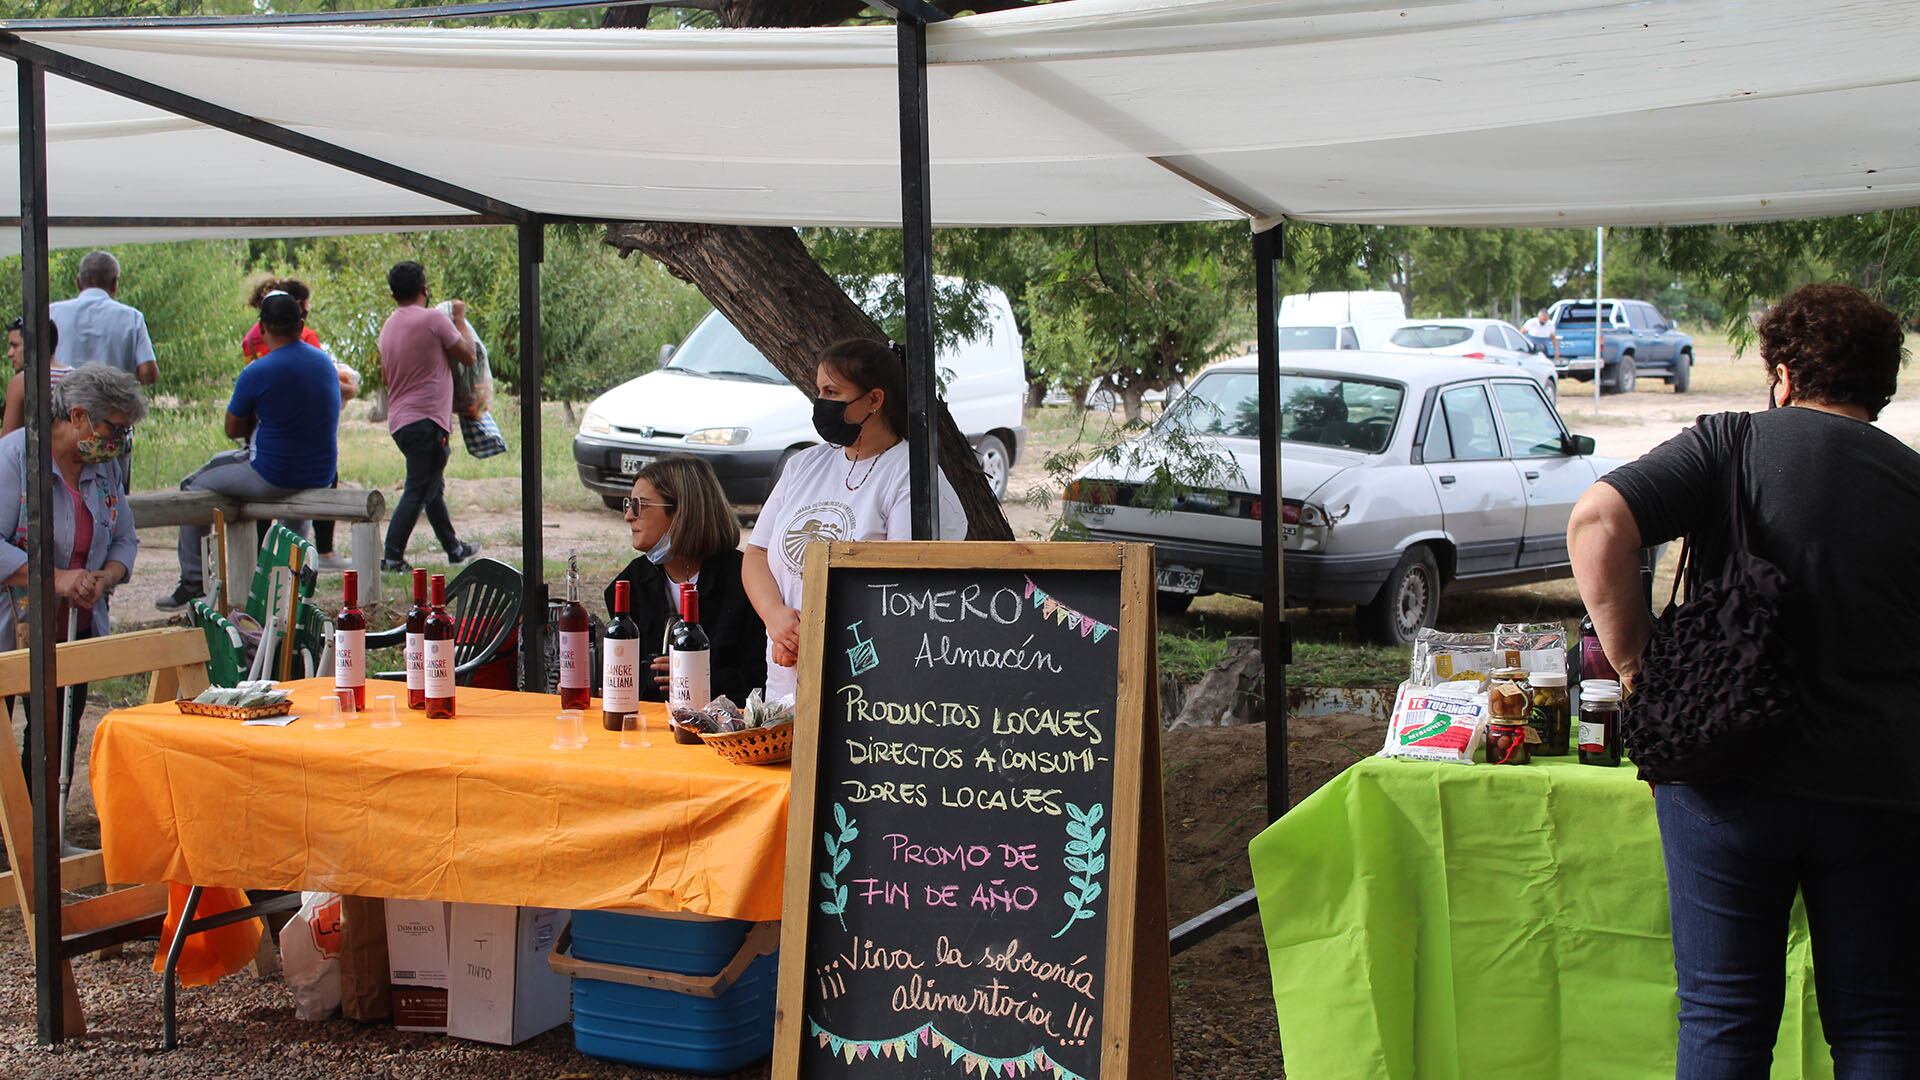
[1156,567,1202,595]
[618,453,653,476]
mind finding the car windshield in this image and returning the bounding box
[1164,370,1404,453]
[1277,326,1338,351]
[1555,303,1617,328]
[664,312,787,383]
[1390,325,1474,349]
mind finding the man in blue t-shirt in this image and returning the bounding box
[158,294,341,611]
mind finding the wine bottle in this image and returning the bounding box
[668,582,710,745]
[424,573,456,718]
[558,551,591,712]
[602,579,640,731]
[334,570,366,709]
[405,568,429,710]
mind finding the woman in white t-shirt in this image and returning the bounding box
[744,338,967,702]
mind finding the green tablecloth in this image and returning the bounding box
[1249,756,1827,1079]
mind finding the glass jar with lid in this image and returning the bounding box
[1486,668,1533,765]
[1579,683,1623,767]
[1528,671,1571,756]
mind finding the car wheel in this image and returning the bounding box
[1358,546,1440,646]
[769,446,803,489]
[1156,591,1192,616]
[601,494,625,512]
[1671,350,1692,393]
[974,434,1010,500]
[1606,353,1637,395]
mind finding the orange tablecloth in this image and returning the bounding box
[90,679,790,920]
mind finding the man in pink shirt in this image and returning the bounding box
[378,261,480,572]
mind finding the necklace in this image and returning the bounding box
[844,446,883,491]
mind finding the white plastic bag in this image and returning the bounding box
[282,891,343,1021]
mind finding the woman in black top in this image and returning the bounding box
[1569,283,1920,1075]
[605,455,767,704]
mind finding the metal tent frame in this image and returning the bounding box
[6,2,1292,1042]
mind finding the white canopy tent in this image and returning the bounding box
[1,0,1917,251]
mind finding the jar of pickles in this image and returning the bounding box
[1528,671,1571,756]
[1486,668,1532,766]
[1579,683,1623,767]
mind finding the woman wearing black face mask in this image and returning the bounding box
[742,338,966,703]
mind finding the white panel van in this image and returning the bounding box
[573,285,1027,505]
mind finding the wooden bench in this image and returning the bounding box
[126,487,387,603]
[0,628,212,1036]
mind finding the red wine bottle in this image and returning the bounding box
[334,570,366,709]
[423,573,457,718]
[668,582,710,745]
[405,568,429,711]
[602,579,640,731]
[558,551,591,712]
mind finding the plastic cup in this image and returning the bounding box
[552,710,587,750]
[313,695,346,731]
[619,712,651,750]
[370,694,402,729]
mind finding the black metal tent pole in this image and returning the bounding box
[1255,222,1290,822]
[519,220,548,691]
[16,54,63,1045]
[873,0,946,540]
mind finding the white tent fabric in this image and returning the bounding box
[1,0,1917,252]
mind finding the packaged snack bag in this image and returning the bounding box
[1409,629,1495,688]
[1495,622,1570,676]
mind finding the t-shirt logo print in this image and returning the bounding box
[782,500,855,573]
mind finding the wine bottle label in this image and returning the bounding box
[1578,721,1606,753]
[604,639,639,713]
[668,648,711,712]
[425,638,455,698]
[560,630,590,690]
[405,632,425,691]
[335,629,365,689]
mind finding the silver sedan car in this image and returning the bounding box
[1062,352,1621,644]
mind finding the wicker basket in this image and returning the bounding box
[699,723,794,766]
[177,698,295,721]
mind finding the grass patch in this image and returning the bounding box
[1156,631,1230,683]
[1288,641,1408,689]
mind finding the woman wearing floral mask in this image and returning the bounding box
[0,362,145,784]
[605,454,766,704]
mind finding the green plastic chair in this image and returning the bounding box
[186,600,248,689]
[244,524,318,628]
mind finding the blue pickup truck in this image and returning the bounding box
[1542,299,1694,394]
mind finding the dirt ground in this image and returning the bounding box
[0,703,1369,1080]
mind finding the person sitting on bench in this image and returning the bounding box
[158,293,340,611]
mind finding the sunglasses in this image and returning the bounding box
[621,497,675,516]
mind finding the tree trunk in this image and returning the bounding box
[605,222,1013,540]
[1026,378,1048,411]
[1119,386,1145,425]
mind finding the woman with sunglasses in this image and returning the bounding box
[1,315,69,437]
[0,362,145,788]
[605,455,767,704]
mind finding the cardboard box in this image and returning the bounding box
[448,903,573,1045]
[385,899,451,1033]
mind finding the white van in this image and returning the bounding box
[1277,290,1407,351]
[573,285,1028,506]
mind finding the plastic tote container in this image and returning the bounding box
[550,909,780,1075]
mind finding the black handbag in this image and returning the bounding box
[1624,413,1797,782]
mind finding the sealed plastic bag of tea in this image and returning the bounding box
[1378,680,1489,765]
[1494,622,1569,676]
[1409,629,1494,687]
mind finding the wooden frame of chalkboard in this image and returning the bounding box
[773,540,1170,1079]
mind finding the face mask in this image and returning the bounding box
[812,395,868,446]
[644,532,673,565]
[74,416,125,464]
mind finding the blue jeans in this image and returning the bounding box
[1656,781,1920,1079]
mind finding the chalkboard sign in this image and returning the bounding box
[775,541,1169,1080]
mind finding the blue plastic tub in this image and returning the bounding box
[562,911,778,1076]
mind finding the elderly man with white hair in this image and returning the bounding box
[49,250,158,387]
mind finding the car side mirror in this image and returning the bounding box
[657,343,676,364]
[1565,434,1596,456]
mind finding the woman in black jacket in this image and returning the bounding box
[605,455,767,704]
